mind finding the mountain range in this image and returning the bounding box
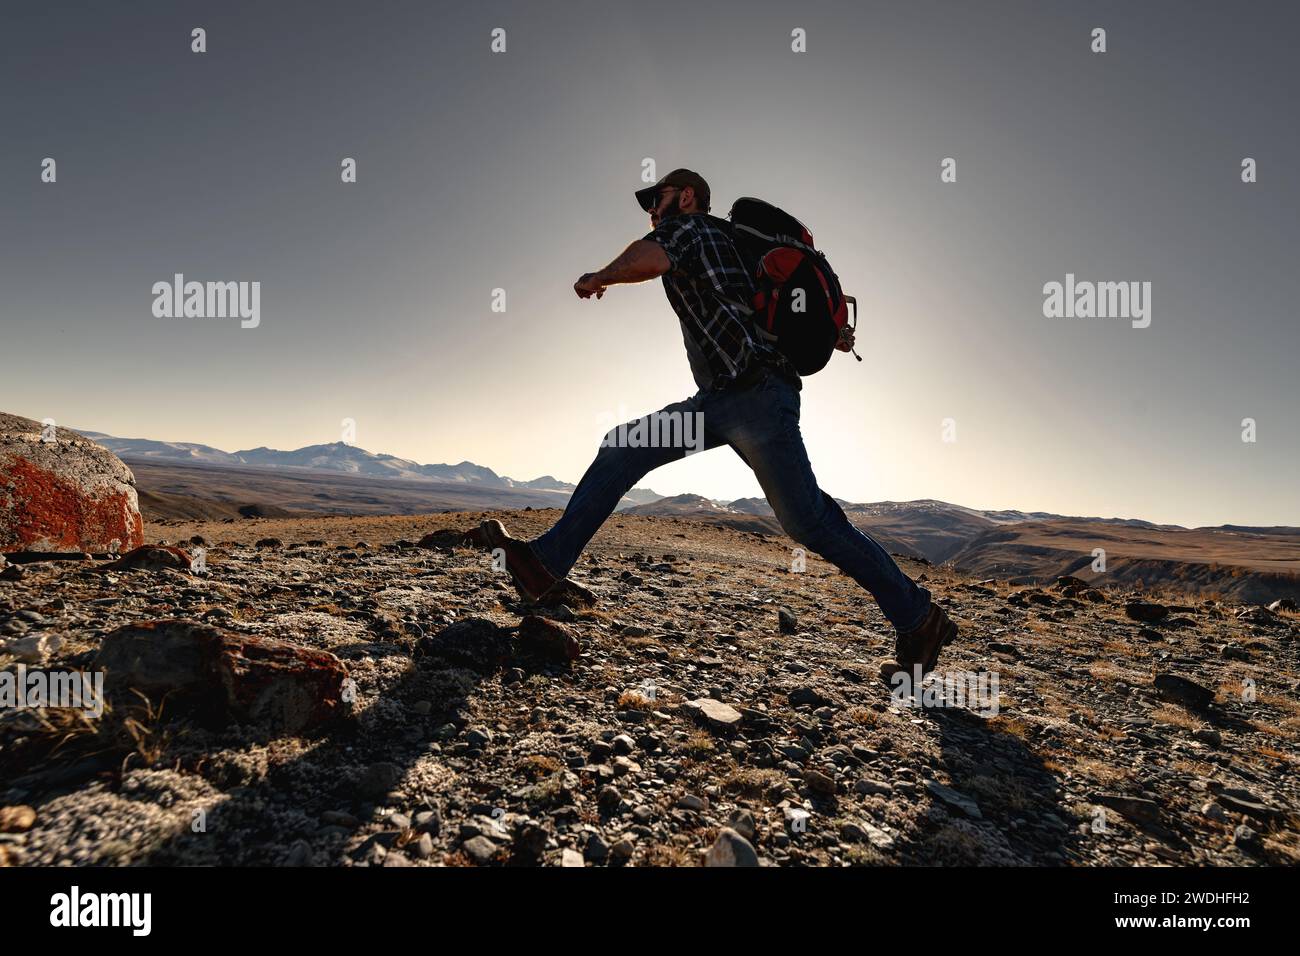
[75,430,664,506]
[77,429,1300,602]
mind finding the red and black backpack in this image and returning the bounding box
[719,197,859,375]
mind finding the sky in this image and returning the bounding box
[2,0,1297,528]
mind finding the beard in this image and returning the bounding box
[651,193,684,227]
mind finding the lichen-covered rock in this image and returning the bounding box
[97,545,193,573]
[0,413,144,554]
[94,619,348,734]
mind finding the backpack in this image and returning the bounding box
[721,197,860,375]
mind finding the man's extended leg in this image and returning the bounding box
[528,395,723,580]
[719,373,932,634]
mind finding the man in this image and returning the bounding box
[481,168,957,680]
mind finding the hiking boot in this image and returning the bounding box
[478,519,559,602]
[879,602,958,685]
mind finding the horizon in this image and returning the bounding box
[50,415,1298,532]
[3,1,1298,530]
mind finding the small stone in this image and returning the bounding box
[512,822,549,859]
[1192,728,1222,748]
[462,835,499,865]
[860,821,895,850]
[1233,824,1259,848]
[705,827,759,866]
[788,685,832,708]
[612,755,640,776]
[778,607,798,634]
[804,769,837,796]
[684,698,742,730]
[1,633,62,664]
[357,762,403,799]
[855,778,892,796]
[560,848,585,867]
[677,794,708,812]
[1095,793,1161,825]
[727,808,756,842]
[583,832,609,863]
[926,781,983,819]
[282,840,313,867]
[0,806,36,833]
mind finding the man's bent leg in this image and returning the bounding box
[725,377,931,633]
[530,397,721,579]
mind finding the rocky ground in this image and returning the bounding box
[1,509,1298,867]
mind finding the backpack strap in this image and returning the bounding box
[732,222,820,257]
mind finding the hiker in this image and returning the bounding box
[481,168,957,680]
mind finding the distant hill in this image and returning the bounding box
[74,429,662,509]
[614,494,1300,602]
[945,518,1300,603]
[624,493,738,516]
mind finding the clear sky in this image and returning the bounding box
[2,1,1296,528]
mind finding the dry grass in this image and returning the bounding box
[2,689,177,777]
[1150,704,1202,731]
[964,773,1038,813]
[920,824,985,865]
[987,714,1033,741]
[1064,756,1132,787]
[723,767,787,800]
[642,844,696,867]
[517,754,563,780]
[1088,661,1147,684]
[682,732,716,757]
[844,706,880,727]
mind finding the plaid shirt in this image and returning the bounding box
[642,213,799,391]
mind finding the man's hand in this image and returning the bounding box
[574,273,606,299]
[835,323,856,352]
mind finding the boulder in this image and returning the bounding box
[1152,672,1214,710]
[417,617,517,672]
[96,545,193,573]
[94,619,348,734]
[1124,600,1168,623]
[0,413,144,554]
[518,615,581,661]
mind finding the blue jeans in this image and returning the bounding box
[530,367,932,634]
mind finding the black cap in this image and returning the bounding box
[635,168,711,212]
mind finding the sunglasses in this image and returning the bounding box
[648,186,681,211]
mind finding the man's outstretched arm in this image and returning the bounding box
[574,240,671,299]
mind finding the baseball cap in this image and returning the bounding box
[635,168,711,212]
